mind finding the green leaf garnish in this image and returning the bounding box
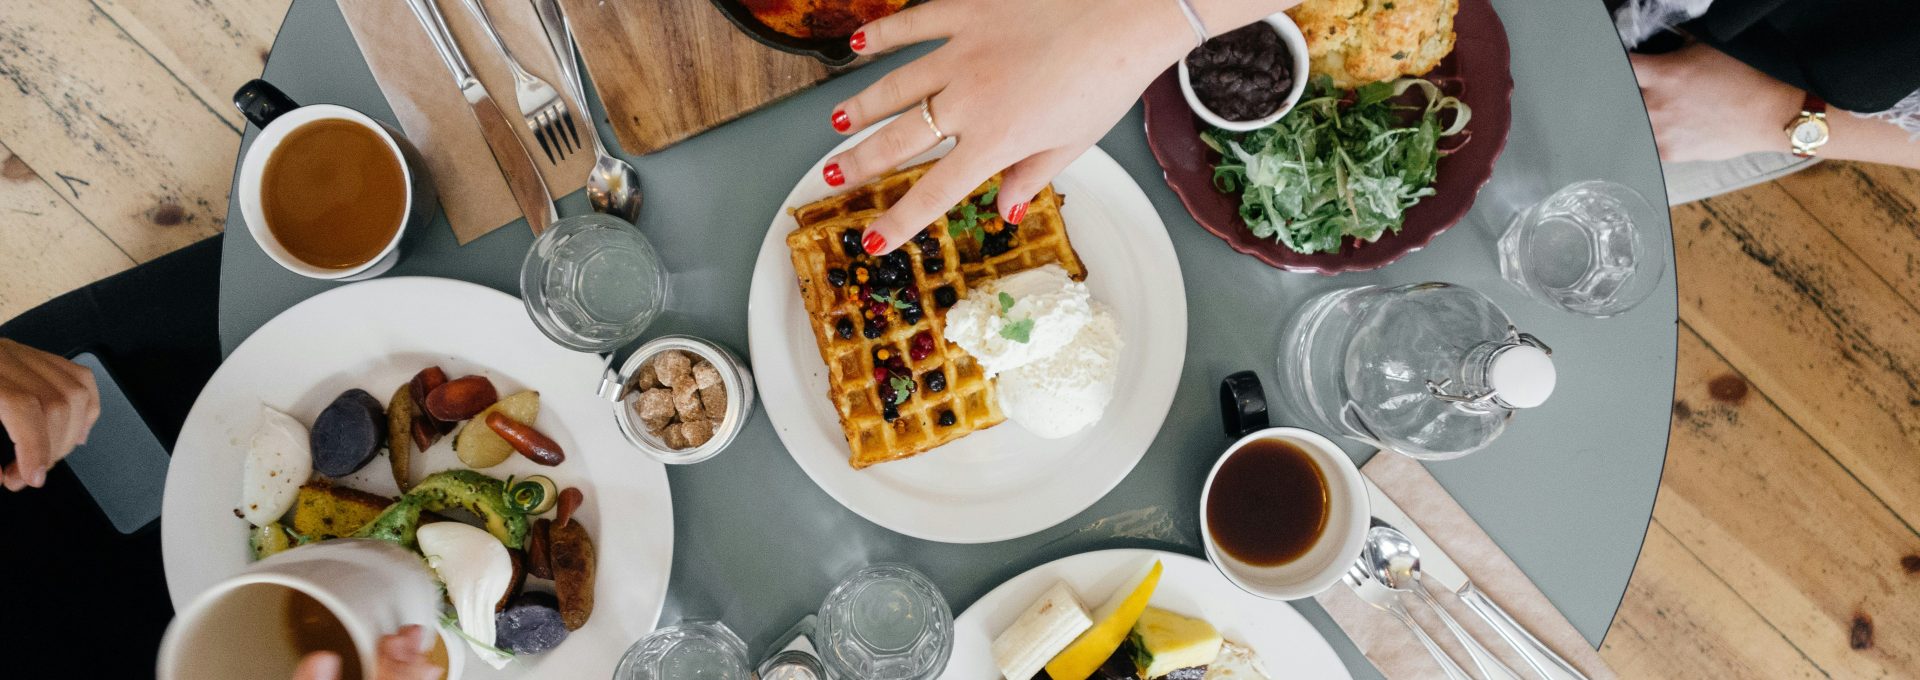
[1000,318,1034,343]
[946,202,987,245]
[980,183,1000,206]
[871,291,912,310]
[889,376,914,404]
[997,292,1015,315]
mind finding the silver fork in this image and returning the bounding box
[454,0,579,164]
[1344,561,1475,680]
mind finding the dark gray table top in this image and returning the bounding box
[219,1,1673,675]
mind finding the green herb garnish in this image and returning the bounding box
[889,376,915,404]
[1000,318,1034,343]
[980,183,1000,206]
[1200,76,1470,255]
[997,292,1015,314]
[440,612,516,659]
[871,291,913,310]
[947,202,987,245]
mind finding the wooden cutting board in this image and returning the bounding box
[557,0,835,155]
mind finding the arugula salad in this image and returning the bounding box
[1202,76,1470,254]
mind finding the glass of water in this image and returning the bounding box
[1497,180,1667,318]
[520,214,668,353]
[815,564,953,680]
[613,620,753,680]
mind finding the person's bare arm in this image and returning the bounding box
[1630,43,1920,169]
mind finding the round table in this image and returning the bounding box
[217,1,1675,676]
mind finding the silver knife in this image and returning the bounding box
[1365,478,1589,680]
[403,0,557,235]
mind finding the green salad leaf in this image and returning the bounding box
[1202,76,1470,255]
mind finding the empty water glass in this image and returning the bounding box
[520,213,668,353]
[614,620,752,680]
[1497,180,1667,317]
[815,564,953,680]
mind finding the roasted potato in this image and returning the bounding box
[311,389,386,478]
[454,391,539,468]
[386,384,414,491]
[548,517,596,630]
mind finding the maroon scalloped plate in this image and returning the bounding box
[1144,0,1513,274]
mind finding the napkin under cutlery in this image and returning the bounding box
[1315,453,1618,679]
[336,0,592,244]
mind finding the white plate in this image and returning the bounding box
[747,128,1188,544]
[944,549,1352,679]
[162,277,674,679]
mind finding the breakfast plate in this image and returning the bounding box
[162,277,674,679]
[747,125,1187,544]
[944,549,1352,679]
[1143,0,1513,274]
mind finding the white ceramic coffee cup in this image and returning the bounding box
[1199,427,1370,600]
[233,79,426,281]
[157,539,463,680]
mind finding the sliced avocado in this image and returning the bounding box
[351,469,529,549]
[249,522,296,561]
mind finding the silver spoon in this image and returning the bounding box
[1343,559,1473,680]
[531,0,643,223]
[1368,526,1523,680]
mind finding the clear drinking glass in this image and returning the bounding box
[520,213,668,353]
[613,621,753,680]
[815,564,954,680]
[1497,180,1666,318]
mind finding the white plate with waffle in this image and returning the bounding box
[746,125,1187,543]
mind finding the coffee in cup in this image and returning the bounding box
[1199,371,1369,600]
[233,79,429,281]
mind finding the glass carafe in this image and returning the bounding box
[1277,282,1556,460]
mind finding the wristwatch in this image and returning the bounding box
[1786,92,1829,158]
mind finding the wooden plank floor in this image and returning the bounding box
[2,2,1916,676]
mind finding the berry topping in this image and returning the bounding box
[924,370,946,393]
[836,318,854,339]
[878,382,898,407]
[827,268,848,287]
[840,229,865,257]
[901,307,923,325]
[872,366,890,384]
[933,286,959,309]
[937,410,956,427]
[922,257,945,274]
[882,402,900,422]
[909,332,935,361]
[862,322,882,339]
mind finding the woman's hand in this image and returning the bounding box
[1629,43,1803,162]
[824,0,1202,255]
[0,339,99,491]
[292,625,444,680]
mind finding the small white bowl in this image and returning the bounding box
[1178,13,1312,132]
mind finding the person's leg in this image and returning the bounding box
[0,234,222,678]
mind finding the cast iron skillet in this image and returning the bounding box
[708,0,924,67]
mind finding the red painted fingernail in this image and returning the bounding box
[824,163,845,187]
[1006,202,1028,224]
[862,230,886,254]
[850,31,867,52]
[832,110,851,132]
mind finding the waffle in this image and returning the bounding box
[787,161,1086,468]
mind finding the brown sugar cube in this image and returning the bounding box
[663,423,690,450]
[634,388,676,432]
[700,384,728,419]
[631,358,658,390]
[691,361,722,391]
[671,375,706,422]
[652,350,692,387]
[680,418,715,447]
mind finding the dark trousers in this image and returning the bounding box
[0,235,223,679]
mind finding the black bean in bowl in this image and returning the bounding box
[1186,23,1294,122]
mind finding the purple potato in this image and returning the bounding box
[311,389,386,477]
[495,592,569,655]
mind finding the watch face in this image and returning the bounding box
[1792,119,1829,147]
